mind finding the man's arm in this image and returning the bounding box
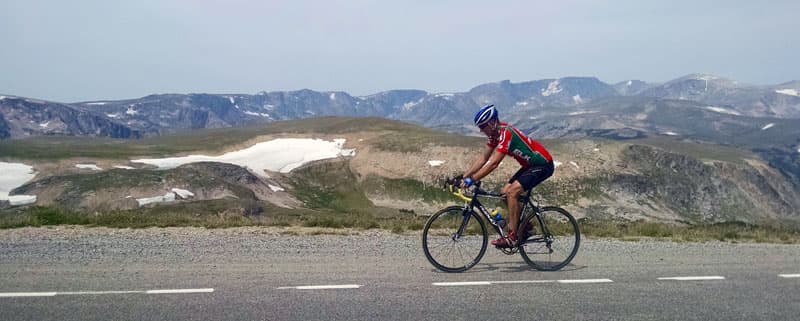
[463,146,494,178]
[467,149,505,182]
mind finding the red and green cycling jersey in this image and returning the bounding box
[487,122,553,167]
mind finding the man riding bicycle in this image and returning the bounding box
[460,104,555,248]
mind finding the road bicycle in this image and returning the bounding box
[422,178,580,272]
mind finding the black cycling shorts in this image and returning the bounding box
[509,161,554,191]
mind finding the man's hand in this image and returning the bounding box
[444,174,463,192]
[461,177,474,189]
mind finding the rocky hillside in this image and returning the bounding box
[3,117,799,226]
[4,74,799,186]
[0,96,141,139]
[637,74,800,118]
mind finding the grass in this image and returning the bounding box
[287,160,374,212]
[3,203,799,244]
[371,130,478,153]
[631,136,753,165]
[0,116,477,160]
[361,175,454,204]
[580,219,800,244]
[0,203,428,232]
[1,116,796,243]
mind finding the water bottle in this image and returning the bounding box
[492,209,507,229]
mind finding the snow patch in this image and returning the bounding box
[694,75,718,81]
[85,102,107,105]
[704,106,741,116]
[761,123,775,130]
[39,121,50,128]
[244,111,270,118]
[171,188,194,199]
[268,184,285,192]
[136,192,176,206]
[76,164,102,171]
[113,165,135,170]
[515,101,529,106]
[228,97,235,104]
[106,113,121,118]
[329,93,336,100]
[569,110,597,116]
[126,107,138,115]
[402,98,424,110]
[663,131,679,136]
[0,96,6,100]
[263,104,275,110]
[626,80,633,86]
[338,138,357,156]
[428,160,445,167]
[776,89,800,97]
[0,162,37,206]
[132,138,356,174]
[541,80,562,96]
[572,95,583,104]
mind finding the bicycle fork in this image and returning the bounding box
[452,209,472,241]
[532,212,555,253]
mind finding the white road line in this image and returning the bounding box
[434,279,610,286]
[557,279,614,284]
[145,288,215,294]
[490,280,556,285]
[277,284,361,290]
[779,274,800,278]
[0,288,214,298]
[657,276,725,281]
[433,282,492,286]
[60,291,143,295]
[0,292,58,298]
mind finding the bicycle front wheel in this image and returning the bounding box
[519,206,580,271]
[422,206,488,273]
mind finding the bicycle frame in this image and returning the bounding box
[424,180,580,272]
[449,182,551,247]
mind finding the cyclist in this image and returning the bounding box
[460,104,555,248]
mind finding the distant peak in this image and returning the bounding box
[675,73,735,83]
[688,73,720,80]
[669,73,744,87]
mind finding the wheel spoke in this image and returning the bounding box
[422,207,488,272]
[519,207,580,271]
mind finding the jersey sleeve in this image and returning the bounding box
[486,135,499,149]
[494,128,511,154]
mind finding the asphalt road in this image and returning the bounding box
[1,227,798,321]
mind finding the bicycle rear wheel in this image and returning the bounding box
[519,206,580,271]
[422,206,488,272]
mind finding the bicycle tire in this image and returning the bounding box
[519,206,580,271]
[422,206,488,273]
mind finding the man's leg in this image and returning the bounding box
[505,181,524,235]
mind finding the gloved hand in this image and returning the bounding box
[462,177,474,188]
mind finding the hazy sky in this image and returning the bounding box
[1,0,798,102]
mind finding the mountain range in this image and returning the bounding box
[2,73,799,187]
[2,73,799,139]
